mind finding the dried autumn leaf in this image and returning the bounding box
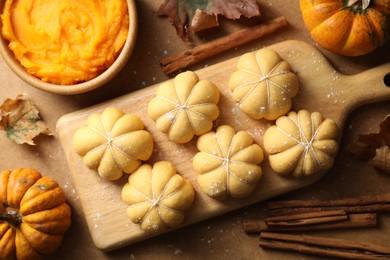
[379,115,390,146]
[0,94,52,145]
[157,0,261,41]
[345,133,383,160]
[346,115,390,172]
[370,145,390,174]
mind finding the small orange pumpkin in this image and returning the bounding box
[300,0,390,56]
[0,168,71,260]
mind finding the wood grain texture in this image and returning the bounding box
[56,40,390,251]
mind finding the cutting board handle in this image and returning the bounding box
[329,63,390,125]
[346,63,390,108]
[273,41,390,127]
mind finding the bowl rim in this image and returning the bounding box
[0,0,138,95]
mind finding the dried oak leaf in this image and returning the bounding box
[157,0,261,41]
[370,145,390,174]
[0,94,52,145]
[346,115,390,174]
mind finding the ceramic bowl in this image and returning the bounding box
[0,0,137,95]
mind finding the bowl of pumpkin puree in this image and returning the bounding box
[0,0,137,95]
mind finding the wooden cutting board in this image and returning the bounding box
[56,40,390,251]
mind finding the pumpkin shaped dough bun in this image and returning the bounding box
[148,71,220,144]
[228,48,299,120]
[72,107,154,181]
[121,161,195,232]
[0,168,71,259]
[193,125,264,200]
[264,110,339,177]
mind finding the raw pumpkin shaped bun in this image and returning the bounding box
[0,168,71,259]
[72,107,154,181]
[148,71,220,143]
[228,48,299,120]
[121,161,195,232]
[264,110,339,177]
[193,125,264,200]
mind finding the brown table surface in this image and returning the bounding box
[1,1,389,259]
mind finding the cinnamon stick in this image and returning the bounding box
[266,214,348,227]
[267,193,390,217]
[259,232,390,260]
[268,193,390,209]
[269,204,390,217]
[160,16,288,74]
[265,209,347,226]
[243,213,377,233]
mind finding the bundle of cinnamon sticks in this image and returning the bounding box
[259,232,390,260]
[243,193,390,259]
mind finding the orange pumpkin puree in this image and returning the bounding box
[1,0,129,85]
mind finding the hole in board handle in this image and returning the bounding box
[385,73,390,87]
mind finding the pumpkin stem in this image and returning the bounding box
[347,0,370,10]
[0,210,22,226]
